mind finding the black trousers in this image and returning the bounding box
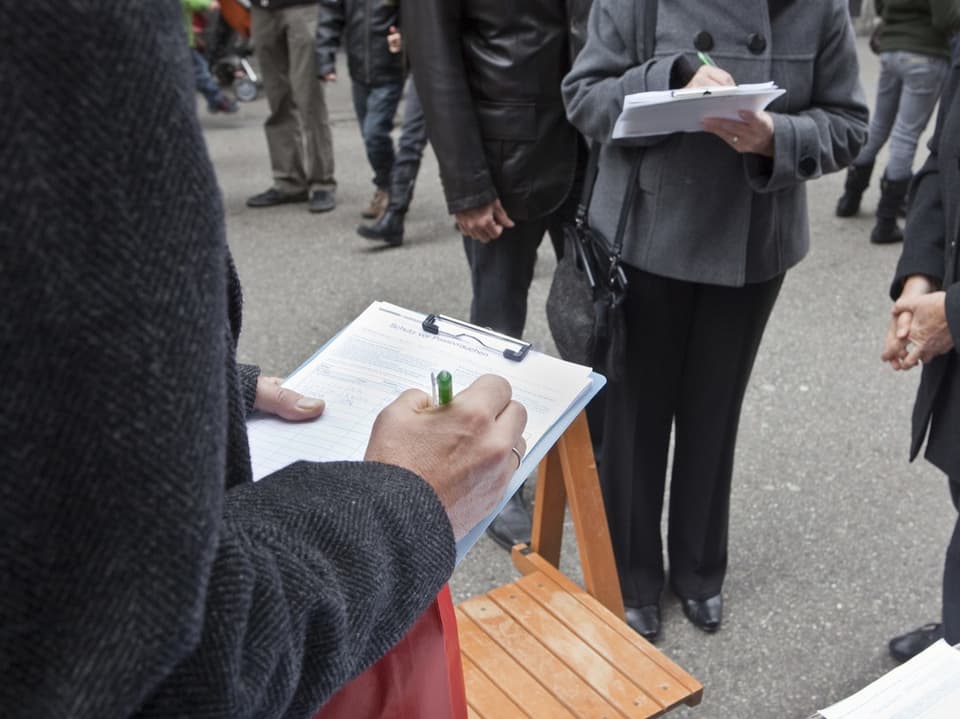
[923,361,960,643]
[600,266,784,607]
[945,475,960,644]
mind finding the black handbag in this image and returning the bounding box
[546,150,640,382]
[545,0,656,382]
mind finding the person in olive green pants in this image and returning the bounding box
[246,0,338,213]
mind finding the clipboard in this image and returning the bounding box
[421,313,532,361]
[245,301,605,563]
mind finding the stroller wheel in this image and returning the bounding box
[234,77,258,102]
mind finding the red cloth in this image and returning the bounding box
[314,585,467,719]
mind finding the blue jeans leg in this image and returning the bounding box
[352,80,403,189]
[856,51,947,179]
[394,77,428,174]
[885,53,948,179]
[385,77,428,212]
[191,48,225,110]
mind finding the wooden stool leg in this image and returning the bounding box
[556,412,624,619]
[529,444,567,566]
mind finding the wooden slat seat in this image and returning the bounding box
[457,412,702,718]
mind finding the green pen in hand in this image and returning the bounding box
[697,51,717,67]
[432,370,453,407]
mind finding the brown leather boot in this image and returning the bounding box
[361,188,389,220]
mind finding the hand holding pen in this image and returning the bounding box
[364,374,528,540]
[686,51,735,88]
[691,52,776,157]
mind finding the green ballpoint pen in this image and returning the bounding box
[697,51,717,67]
[432,370,453,407]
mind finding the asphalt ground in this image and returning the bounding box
[204,37,952,718]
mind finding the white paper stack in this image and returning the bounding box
[818,640,960,719]
[612,81,786,139]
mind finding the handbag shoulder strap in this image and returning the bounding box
[576,0,658,237]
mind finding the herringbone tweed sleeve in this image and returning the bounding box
[0,2,455,718]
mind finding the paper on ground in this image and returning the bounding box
[818,640,960,719]
[613,81,785,139]
[246,301,598,561]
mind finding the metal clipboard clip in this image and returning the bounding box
[421,313,532,361]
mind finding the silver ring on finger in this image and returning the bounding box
[511,447,523,470]
[732,135,739,144]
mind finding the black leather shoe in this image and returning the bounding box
[679,593,722,633]
[485,491,531,550]
[246,188,308,208]
[889,623,943,663]
[308,189,336,213]
[624,605,661,642]
[357,208,404,246]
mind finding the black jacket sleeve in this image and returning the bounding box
[315,0,344,77]
[402,0,499,214]
[891,66,956,298]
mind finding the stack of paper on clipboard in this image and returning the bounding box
[246,301,604,562]
[612,81,786,139]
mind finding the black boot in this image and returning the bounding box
[835,162,874,217]
[357,208,405,246]
[898,173,913,218]
[356,163,419,247]
[870,175,910,245]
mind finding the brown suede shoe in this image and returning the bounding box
[362,188,389,220]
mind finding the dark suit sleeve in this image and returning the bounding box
[402,0,498,213]
[891,67,959,299]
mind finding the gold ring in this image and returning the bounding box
[511,447,523,469]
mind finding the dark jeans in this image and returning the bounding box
[394,77,427,180]
[462,218,551,339]
[384,77,428,213]
[191,48,225,110]
[351,80,403,189]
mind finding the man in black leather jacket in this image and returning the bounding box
[403,0,591,549]
[316,0,405,220]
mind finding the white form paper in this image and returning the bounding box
[612,82,786,139]
[246,301,598,560]
[818,640,960,719]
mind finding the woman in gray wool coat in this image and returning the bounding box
[562,0,869,642]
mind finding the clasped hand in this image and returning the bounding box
[882,275,954,370]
